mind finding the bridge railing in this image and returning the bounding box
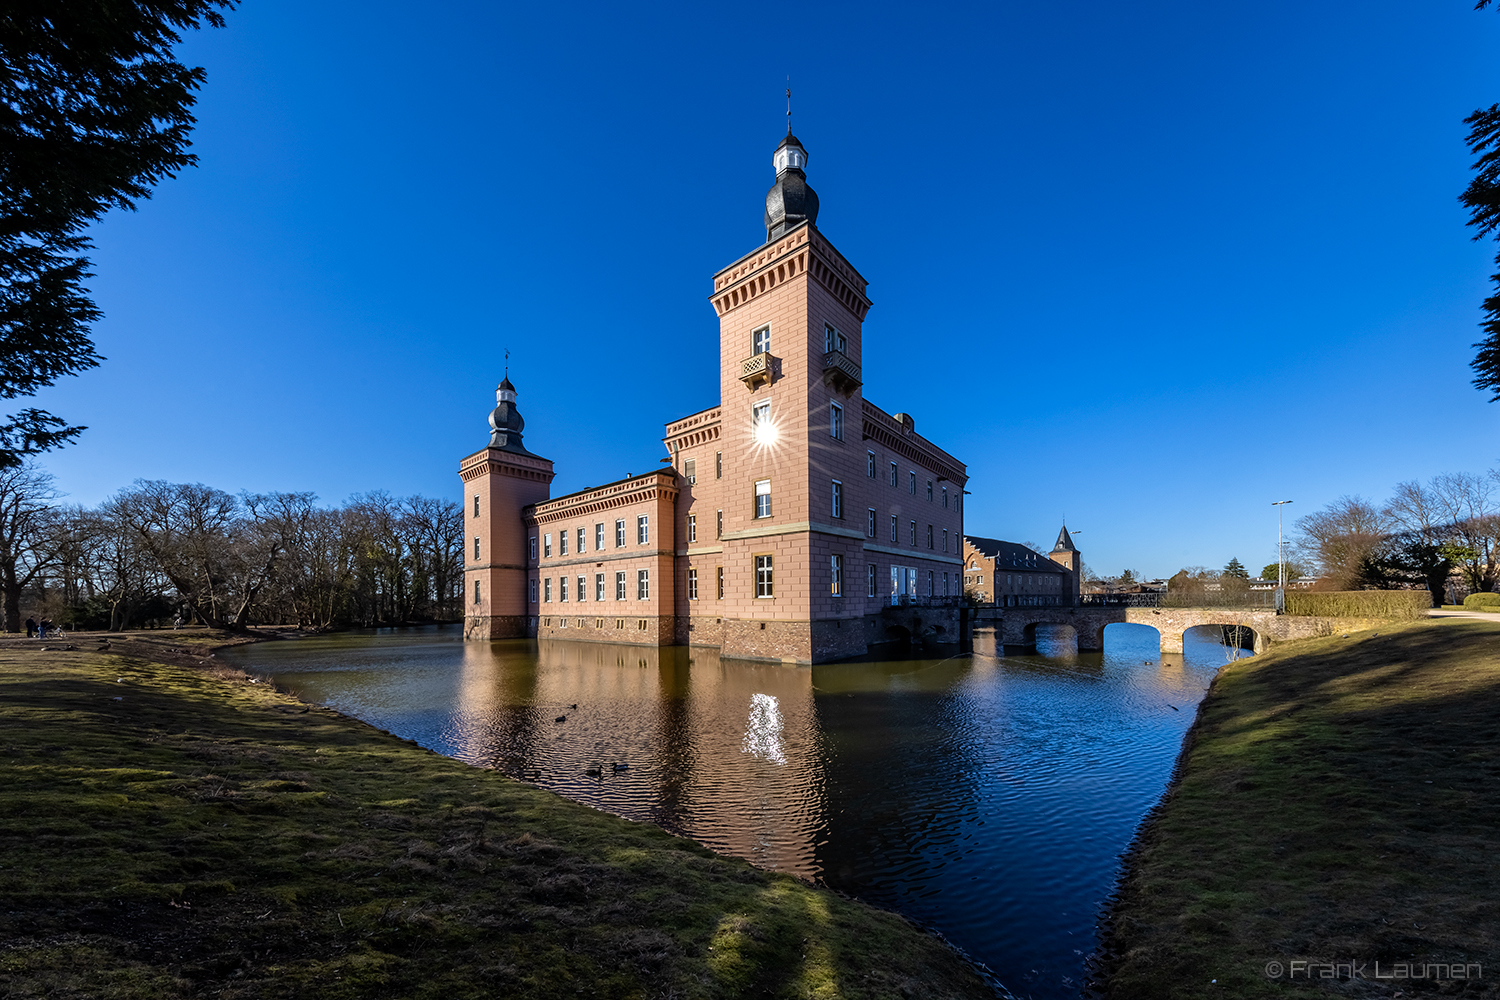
[1078,593,1163,607]
[1159,589,1277,609]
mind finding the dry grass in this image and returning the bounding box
[0,630,993,999]
[1094,617,1500,998]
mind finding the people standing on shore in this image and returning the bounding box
[25,617,36,638]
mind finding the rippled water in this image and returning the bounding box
[221,624,1237,998]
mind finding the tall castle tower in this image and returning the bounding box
[460,377,555,639]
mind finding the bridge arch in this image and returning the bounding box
[1184,622,1261,657]
[1102,620,1159,653]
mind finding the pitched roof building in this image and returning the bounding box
[963,530,1082,607]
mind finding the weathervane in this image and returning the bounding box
[504,347,509,377]
[786,78,792,134]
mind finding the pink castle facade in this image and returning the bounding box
[461,133,968,663]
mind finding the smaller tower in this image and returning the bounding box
[460,377,555,640]
[1049,524,1081,605]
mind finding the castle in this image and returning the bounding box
[461,129,973,663]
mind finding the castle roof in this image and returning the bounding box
[1052,524,1078,553]
[964,536,1069,574]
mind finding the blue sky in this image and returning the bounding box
[26,0,1500,579]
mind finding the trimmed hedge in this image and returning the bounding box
[1282,590,1430,619]
[1464,592,1500,610]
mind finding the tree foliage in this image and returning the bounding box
[1,473,464,632]
[1222,557,1249,579]
[1462,0,1500,397]
[0,1,234,466]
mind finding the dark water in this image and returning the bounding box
[221,623,1238,998]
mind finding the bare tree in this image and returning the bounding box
[1295,496,1395,589]
[0,462,61,630]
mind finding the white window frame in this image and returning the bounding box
[889,461,898,487]
[755,555,774,598]
[754,479,772,519]
[637,515,649,545]
[831,480,843,519]
[688,567,699,600]
[577,575,587,602]
[867,451,876,477]
[560,576,568,602]
[577,527,586,553]
[544,533,552,558]
[595,522,604,550]
[529,536,537,560]
[559,531,568,556]
[595,573,605,601]
[615,519,626,547]
[474,579,482,605]
[752,324,771,356]
[868,563,877,598]
[831,553,843,597]
[867,508,877,538]
[473,536,480,561]
[473,495,480,518]
[688,513,697,542]
[830,402,844,441]
[637,568,650,600]
[615,571,626,600]
[544,578,552,602]
[684,458,696,484]
[529,579,537,603]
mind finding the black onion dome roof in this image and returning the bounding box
[765,135,818,240]
[487,378,533,454]
[498,375,515,393]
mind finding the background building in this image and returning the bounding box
[963,527,1081,607]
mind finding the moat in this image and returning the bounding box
[222,623,1233,998]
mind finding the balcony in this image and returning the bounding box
[740,352,774,390]
[822,349,862,395]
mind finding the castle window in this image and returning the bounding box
[544,578,552,602]
[868,563,877,598]
[752,324,771,356]
[825,323,846,354]
[927,480,933,502]
[910,520,917,546]
[831,480,843,519]
[867,508,876,538]
[927,570,934,596]
[754,479,772,518]
[529,579,537,603]
[637,569,650,600]
[595,523,604,550]
[688,514,697,542]
[717,566,724,599]
[927,524,934,549]
[473,537,480,561]
[755,555,774,598]
[889,462,898,486]
[942,487,949,509]
[577,527,585,553]
[637,515,649,544]
[684,458,696,484]
[529,536,537,559]
[577,575,587,602]
[831,554,843,597]
[595,573,605,601]
[867,451,876,477]
[944,572,950,596]
[544,533,552,558]
[890,514,898,543]
[473,496,480,517]
[615,519,626,547]
[560,577,568,602]
[909,471,916,495]
[688,568,699,600]
[716,509,723,539]
[716,451,722,479]
[474,580,481,605]
[615,571,626,600]
[559,532,568,556]
[830,402,844,441]
[943,528,949,553]
[752,400,771,439]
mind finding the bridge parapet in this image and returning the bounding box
[973,605,1346,654]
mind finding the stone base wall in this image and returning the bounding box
[463,614,531,640]
[536,613,675,646]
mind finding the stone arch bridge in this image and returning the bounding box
[971,605,1340,656]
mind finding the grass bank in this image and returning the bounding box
[0,630,994,999]
[1095,617,1500,998]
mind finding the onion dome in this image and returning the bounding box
[764,133,819,241]
[488,377,533,454]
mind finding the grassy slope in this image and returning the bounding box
[0,631,993,1000]
[1098,618,1500,998]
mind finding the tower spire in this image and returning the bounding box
[786,79,792,134]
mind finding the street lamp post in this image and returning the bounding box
[1272,500,1293,612]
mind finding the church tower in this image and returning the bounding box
[460,377,555,639]
[1049,524,1082,605]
